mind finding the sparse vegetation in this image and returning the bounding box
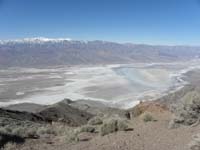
[169,91,200,127]
[141,112,156,122]
[79,125,95,133]
[12,127,27,138]
[100,119,129,136]
[100,119,117,136]
[26,128,38,138]
[117,119,129,131]
[3,142,18,150]
[88,117,103,125]
[36,126,56,136]
[0,126,39,139]
[64,129,80,143]
[0,127,11,135]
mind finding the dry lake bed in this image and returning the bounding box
[1,60,200,108]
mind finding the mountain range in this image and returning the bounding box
[1,37,200,68]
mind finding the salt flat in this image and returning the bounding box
[0,59,200,108]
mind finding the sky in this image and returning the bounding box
[0,0,200,45]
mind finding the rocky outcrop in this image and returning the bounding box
[37,100,93,126]
[127,101,169,119]
[169,91,200,128]
[0,108,45,123]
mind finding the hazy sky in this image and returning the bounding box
[0,0,200,45]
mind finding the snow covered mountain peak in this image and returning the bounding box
[0,37,72,44]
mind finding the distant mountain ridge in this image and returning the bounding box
[0,37,200,68]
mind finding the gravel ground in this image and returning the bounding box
[11,109,200,150]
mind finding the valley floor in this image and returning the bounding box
[1,60,200,108]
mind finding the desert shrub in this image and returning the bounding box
[0,126,39,139]
[26,128,38,138]
[51,123,79,136]
[66,133,79,143]
[11,127,26,137]
[36,126,56,136]
[141,112,156,122]
[42,124,80,143]
[64,129,80,143]
[88,117,103,125]
[117,120,129,131]
[3,142,17,150]
[5,127,12,134]
[100,119,129,136]
[0,127,11,135]
[100,119,117,136]
[80,125,95,133]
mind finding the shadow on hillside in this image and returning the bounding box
[0,133,25,149]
